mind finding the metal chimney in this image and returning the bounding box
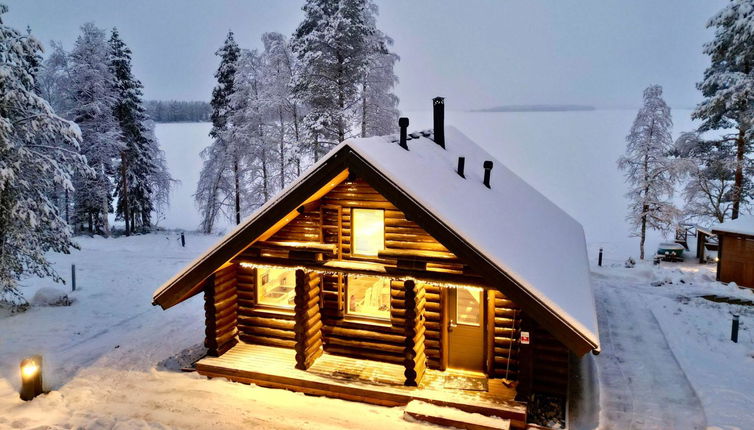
[398,117,409,150]
[457,157,465,178]
[483,160,493,188]
[433,97,445,149]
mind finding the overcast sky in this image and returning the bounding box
[4,0,726,110]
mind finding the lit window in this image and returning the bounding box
[352,209,384,256]
[257,268,295,308]
[456,288,482,326]
[347,276,390,320]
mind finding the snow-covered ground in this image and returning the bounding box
[2,234,753,429]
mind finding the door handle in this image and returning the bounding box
[448,321,457,332]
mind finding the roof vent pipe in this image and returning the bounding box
[433,97,445,149]
[398,117,409,150]
[483,160,493,188]
[457,157,465,178]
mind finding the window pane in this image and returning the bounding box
[347,276,390,319]
[352,209,384,256]
[456,288,481,326]
[257,268,295,308]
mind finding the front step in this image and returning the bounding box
[404,400,511,430]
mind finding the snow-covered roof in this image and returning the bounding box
[153,125,599,354]
[712,216,754,236]
[347,127,599,349]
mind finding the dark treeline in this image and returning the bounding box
[145,100,211,122]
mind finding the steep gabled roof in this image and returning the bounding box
[153,126,600,355]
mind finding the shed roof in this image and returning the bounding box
[153,126,600,354]
[712,216,754,237]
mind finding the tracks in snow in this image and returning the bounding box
[594,283,706,430]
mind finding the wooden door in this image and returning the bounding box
[448,288,485,371]
[720,236,754,288]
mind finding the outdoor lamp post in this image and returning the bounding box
[20,355,43,401]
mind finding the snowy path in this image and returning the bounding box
[594,280,706,430]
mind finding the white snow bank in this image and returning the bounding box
[30,287,71,307]
[404,400,509,429]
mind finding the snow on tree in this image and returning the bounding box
[0,5,89,310]
[617,85,679,260]
[68,22,123,236]
[38,41,72,114]
[360,29,399,138]
[694,0,754,219]
[291,0,378,158]
[260,32,302,190]
[109,28,172,233]
[196,31,241,232]
[673,131,748,223]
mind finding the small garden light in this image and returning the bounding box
[20,355,43,401]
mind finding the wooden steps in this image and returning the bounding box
[404,400,511,430]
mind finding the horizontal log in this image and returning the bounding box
[214,284,237,303]
[237,274,256,284]
[215,311,237,330]
[385,241,448,252]
[239,334,296,348]
[494,347,519,358]
[495,308,518,319]
[237,315,295,330]
[214,319,236,337]
[326,337,404,354]
[495,298,516,308]
[424,339,440,350]
[241,325,295,340]
[494,337,516,348]
[300,319,323,338]
[324,345,403,364]
[321,199,396,210]
[215,294,238,313]
[215,327,237,346]
[494,356,519,367]
[296,330,323,350]
[215,302,238,320]
[323,326,405,344]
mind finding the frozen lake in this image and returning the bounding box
[155,108,698,262]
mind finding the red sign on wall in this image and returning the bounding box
[520,331,530,345]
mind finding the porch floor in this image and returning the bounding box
[196,342,527,428]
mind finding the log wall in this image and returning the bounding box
[236,264,296,348]
[204,264,238,356]
[294,270,324,369]
[489,290,522,380]
[530,321,569,397]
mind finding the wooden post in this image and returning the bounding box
[598,248,603,267]
[181,232,185,247]
[732,314,739,343]
[71,264,76,292]
[440,287,449,371]
[485,290,496,376]
[403,280,426,386]
[294,270,323,370]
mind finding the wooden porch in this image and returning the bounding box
[196,342,528,429]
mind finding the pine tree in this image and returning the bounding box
[68,23,123,236]
[292,0,378,158]
[196,31,241,232]
[0,5,89,310]
[360,29,399,137]
[694,0,754,219]
[618,85,679,260]
[109,28,171,233]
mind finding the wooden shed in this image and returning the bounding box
[153,99,600,429]
[712,216,754,288]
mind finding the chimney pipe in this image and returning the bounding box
[398,117,409,150]
[483,160,493,188]
[433,97,445,149]
[457,157,465,178]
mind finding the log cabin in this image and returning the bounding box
[152,98,600,429]
[713,216,754,289]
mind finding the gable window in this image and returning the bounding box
[352,208,385,257]
[256,268,295,309]
[347,276,390,320]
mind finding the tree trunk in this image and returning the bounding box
[64,189,69,225]
[732,125,746,220]
[262,148,269,202]
[640,211,647,260]
[640,152,650,260]
[101,195,110,237]
[120,152,130,236]
[279,106,286,190]
[361,79,367,138]
[233,154,241,225]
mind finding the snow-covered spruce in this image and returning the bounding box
[109,28,174,234]
[0,5,88,311]
[693,0,754,220]
[67,22,123,236]
[617,85,679,260]
[195,31,241,233]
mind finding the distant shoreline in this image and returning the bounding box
[472,104,597,113]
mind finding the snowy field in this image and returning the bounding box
[154,109,699,261]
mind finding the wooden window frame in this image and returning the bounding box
[254,267,296,314]
[350,208,385,258]
[343,275,392,325]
